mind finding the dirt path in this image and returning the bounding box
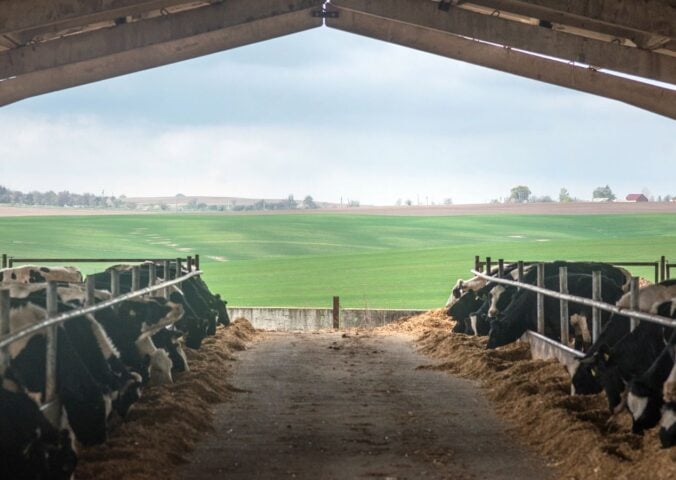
[176,331,552,479]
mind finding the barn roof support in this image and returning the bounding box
[325,7,676,119]
[0,0,323,106]
[331,0,676,84]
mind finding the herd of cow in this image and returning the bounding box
[445,261,676,449]
[0,263,230,479]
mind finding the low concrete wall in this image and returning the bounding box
[228,307,425,332]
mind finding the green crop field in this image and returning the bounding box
[0,213,675,309]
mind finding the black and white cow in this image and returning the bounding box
[626,301,676,434]
[0,376,77,480]
[0,265,82,284]
[486,273,623,349]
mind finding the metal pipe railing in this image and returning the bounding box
[470,269,676,329]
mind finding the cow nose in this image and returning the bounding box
[488,308,497,317]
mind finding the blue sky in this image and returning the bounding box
[1,26,674,204]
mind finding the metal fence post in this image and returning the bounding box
[498,259,505,278]
[110,269,120,298]
[148,263,157,287]
[176,258,183,278]
[85,276,95,306]
[162,260,171,298]
[654,262,659,284]
[474,255,481,272]
[536,262,545,334]
[660,256,666,282]
[592,271,602,343]
[1,253,7,269]
[630,277,640,331]
[332,296,340,329]
[131,266,140,292]
[517,261,524,288]
[186,256,193,272]
[485,257,492,276]
[45,282,58,410]
[0,289,10,371]
[559,267,569,346]
[194,254,200,271]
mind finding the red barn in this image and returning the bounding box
[625,193,649,202]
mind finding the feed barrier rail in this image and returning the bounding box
[0,261,202,426]
[470,264,676,362]
[1,253,201,271]
[473,255,669,284]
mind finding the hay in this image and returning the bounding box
[76,319,256,480]
[386,311,675,479]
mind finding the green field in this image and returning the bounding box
[0,213,674,309]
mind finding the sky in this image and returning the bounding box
[1,26,675,205]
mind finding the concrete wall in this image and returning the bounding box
[228,307,425,332]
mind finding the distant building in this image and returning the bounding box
[625,193,649,202]
[592,197,612,203]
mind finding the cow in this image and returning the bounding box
[152,328,189,373]
[0,376,77,480]
[616,280,676,310]
[592,320,671,415]
[448,290,487,334]
[0,265,82,284]
[487,273,623,349]
[626,301,676,434]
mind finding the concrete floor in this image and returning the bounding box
[176,331,553,480]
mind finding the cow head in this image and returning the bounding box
[486,318,518,349]
[215,294,230,327]
[659,402,676,448]
[595,345,628,414]
[569,357,603,396]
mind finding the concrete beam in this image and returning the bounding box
[0,0,323,80]
[326,7,676,119]
[332,0,676,84]
[0,5,322,106]
[464,0,676,39]
[0,0,200,36]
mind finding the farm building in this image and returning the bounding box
[626,193,649,202]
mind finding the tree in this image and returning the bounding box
[395,198,402,206]
[287,194,297,209]
[509,185,531,203]
[302,195,317,209]
[405,199,413,206]
[592,185,616,200]
[443,198,453,205]
[559,188,572,203]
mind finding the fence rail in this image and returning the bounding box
[1,254,201,270]
[0,260,202,425]
[473,255,669,283]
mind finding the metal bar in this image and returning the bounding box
[526,330,585,359]
[8,257,187,263]
[194,254,200,271]
[474,255,481,272]
[148,263,157,289]
[559,267,569,346]
[498,259,505,278]
[630,277,640,331]
[470,269,676,328]
[592,271,602,343]
[536,263,545,334]
[0,270,203,350]
[485,257,492,275]
[333,296,340,329]
[473,259,662,267]
[0,289,10,371]
[517,260,524,287]
[1,253,7,269]
[110,269,120,298]
[661,256,666,282]
[85,276,95,307]
[655,262,659,284]
[45,282,58,408]
[187,256,193,272]
[162,260,171,298]
[176,258,183,278]
[131,266,140,292]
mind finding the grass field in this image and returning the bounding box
[0,213,675,309]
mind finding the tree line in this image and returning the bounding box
[0,185,131,208]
